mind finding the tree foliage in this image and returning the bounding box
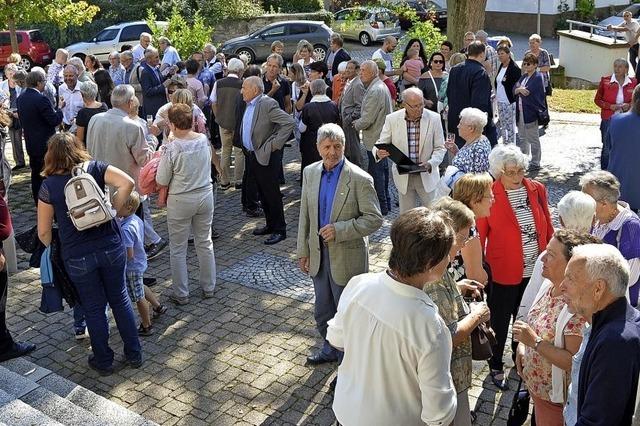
[391,3,445,66]
[196,0,264,25]
[0,0,99,52]
[146,7,215,58]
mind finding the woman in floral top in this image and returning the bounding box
[425,198,490,426]
[446,107,492,174]
[513,230,600,425]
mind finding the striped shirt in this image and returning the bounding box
[405,116,421,164]
[506,186,539,278]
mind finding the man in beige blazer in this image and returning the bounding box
[297,123,382,366]
[373,88,446,213]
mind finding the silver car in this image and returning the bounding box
[65,21,166,62]
[595,4,640,39]
[333,7,401,46]
[220,21,333,64]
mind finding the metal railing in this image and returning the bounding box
[566,19,618,43]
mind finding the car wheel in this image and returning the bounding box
[359,32,371,46]
[235,48,254,64]
[313,45,327,62]
[19,56,33,71]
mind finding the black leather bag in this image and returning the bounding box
[469,289,498,361]
[507,377,531,426]
[537,108,550,127]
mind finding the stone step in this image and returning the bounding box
[0,388,64,426]
[0,358,157,426]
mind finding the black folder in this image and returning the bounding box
[374,143,428,175]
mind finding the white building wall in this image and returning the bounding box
[485,0,629,15]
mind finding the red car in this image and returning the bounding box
[0,30,52,71]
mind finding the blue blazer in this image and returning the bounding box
[16,88,62,157]
[139,62,167,118]
[446,59,495,136]
[514,71,546,124]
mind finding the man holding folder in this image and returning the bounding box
[372,88,446,213]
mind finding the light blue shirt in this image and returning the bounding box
[564,323,591,426]
[161,46,181,66]
[120,215,147,274]
[242,96,260,152]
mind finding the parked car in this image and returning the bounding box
[220,21,332,64]
[65,21,167,63]
[397,1,447,31]
[595,4,640,38]
[333,7,401,46]
[0,30,52,71]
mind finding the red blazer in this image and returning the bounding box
[476,178,554,285]
[594,75,637,120]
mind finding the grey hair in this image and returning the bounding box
[55,48,69,59]
[266,53,283,68]
[30,66,46,78]
[227,58,245,74]
[109,51,120,60]
[459,107,488,133]
[158,36,171,45]
[67,57,85,73]
[613,58,629,70]
[337,61,348,72]
[204,43,216,54]
[488,144,529,178]
[139,32,152,41]
[579,170,620,205]
[310,78,327,96]
[79,80,98,101]
[403,87,424,101]
[360,60,377,75]
[144,47,158,58]
[475,30,488,40]
[111,84,135,108]
[26,71,45,88]
[120,50,133,61]
[557,191,596,233]
[529,33,542,43]
[317,123,345,145]
[244,76,264,94]
[573,244,629,298]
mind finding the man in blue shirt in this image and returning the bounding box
[297,123,382,366]
[560,243,640,425]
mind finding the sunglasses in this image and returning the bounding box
[432,60,444,64]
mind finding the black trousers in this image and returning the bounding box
[241,148,261,212]
[487,277,529,371]
[29,155,44,206]
[245,150,286,234]
[0,268,14,353]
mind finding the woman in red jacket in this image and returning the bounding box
[594,58,637,169]
[476,144,553,390]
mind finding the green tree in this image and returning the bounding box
[147,7,215,58]
[0,0,99,52]
[196,0,263,25]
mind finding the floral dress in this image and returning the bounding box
[522,285,586,401]
[452,136,491,173]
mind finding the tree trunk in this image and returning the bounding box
[446,0,488,51]
[8,17,19,54]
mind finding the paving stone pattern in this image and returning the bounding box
[0,110,599,425]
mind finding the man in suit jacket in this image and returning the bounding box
[373,88,446,213]
[297,123,382,365]
[326,34,351,82]
[446,41,497,148]
[235,76,295,245]
[139,47,168,119]
[339,60,365,168]
[353,60,393,215]
[16,71,63,204]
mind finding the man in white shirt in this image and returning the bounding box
[132,32,152,64]
[158,36,181,73]
[608,10,640,71]
[327,207,457,426]
[372,35,399,77]
[58,65,83,132]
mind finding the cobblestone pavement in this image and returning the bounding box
[2,110,599,425]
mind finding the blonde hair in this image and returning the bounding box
[453,173,493,209]
[450,53,466,67]
[170,88,194,107]
[7,53,21,65]
[432,197,475,232]
[122,191,141,217]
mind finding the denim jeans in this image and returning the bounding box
[73,305,86,333]
[366,151,390,214]
[64,243,141,369]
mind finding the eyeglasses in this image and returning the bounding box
[432,60,444,64]
[502,168,526,177]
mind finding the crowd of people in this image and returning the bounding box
[0,26,639,426]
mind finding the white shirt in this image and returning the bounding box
[611,73,633,113]
[161,46,181,66]
[620,19,640,45]
[58,82,84,128]
[496,66,509,104]
[132,44,146,64]
[372,48,393,73]
[327,272,457,426]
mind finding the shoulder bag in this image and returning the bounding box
[469,289,498,361]
[507,376,533,426]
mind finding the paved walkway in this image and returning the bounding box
[2,111,600,425]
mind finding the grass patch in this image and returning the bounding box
[548,89,599,114]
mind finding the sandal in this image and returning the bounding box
[489,368,509,390]
[152,304,168,318]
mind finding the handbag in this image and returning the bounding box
[469,289,498,361]
[507,377,532,426]
[537,108,550,127]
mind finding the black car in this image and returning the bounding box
[398,1,447,31]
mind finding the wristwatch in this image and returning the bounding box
[534,336,543,351]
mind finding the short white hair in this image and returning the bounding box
[529,33,542,43]
[573,244,629,298]
[310,78,327,96]
[67,57,85,73]
[459,107,488,133]
[317,123,345,145]
[337,61,348,72]
[402,87,424,102]
[489,144,529,178]
[111,84,135,108]
[227,58,245,74]
[55,48,69,59]
[244,76,264,94]
[557,191,596,233]
[144,47,159,58]
[79,80,98,100]
[109,51,120,60]
[140,32,152,41]
[579,170,620,205]
[204,43,216,54]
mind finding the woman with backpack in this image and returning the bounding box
[36,132,142,376]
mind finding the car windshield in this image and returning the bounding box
[93,28,119,42]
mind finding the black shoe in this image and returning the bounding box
[265,233,286,245]
[211,227,220,240]
[306,351,338,366]
[152,304,168,319]
[11,164,25,171]
[138,324,154,336]
[143,277,157,287]
[146,238,167,260]
[246,208,263,218]
[489,368,509,391]
[127,357,143,369]
[219,183,231,190]
[88,355,113,376]
[329,376,337,392]
[234,183,243,190]
[0,341,36,362]
[253,226,273,236]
